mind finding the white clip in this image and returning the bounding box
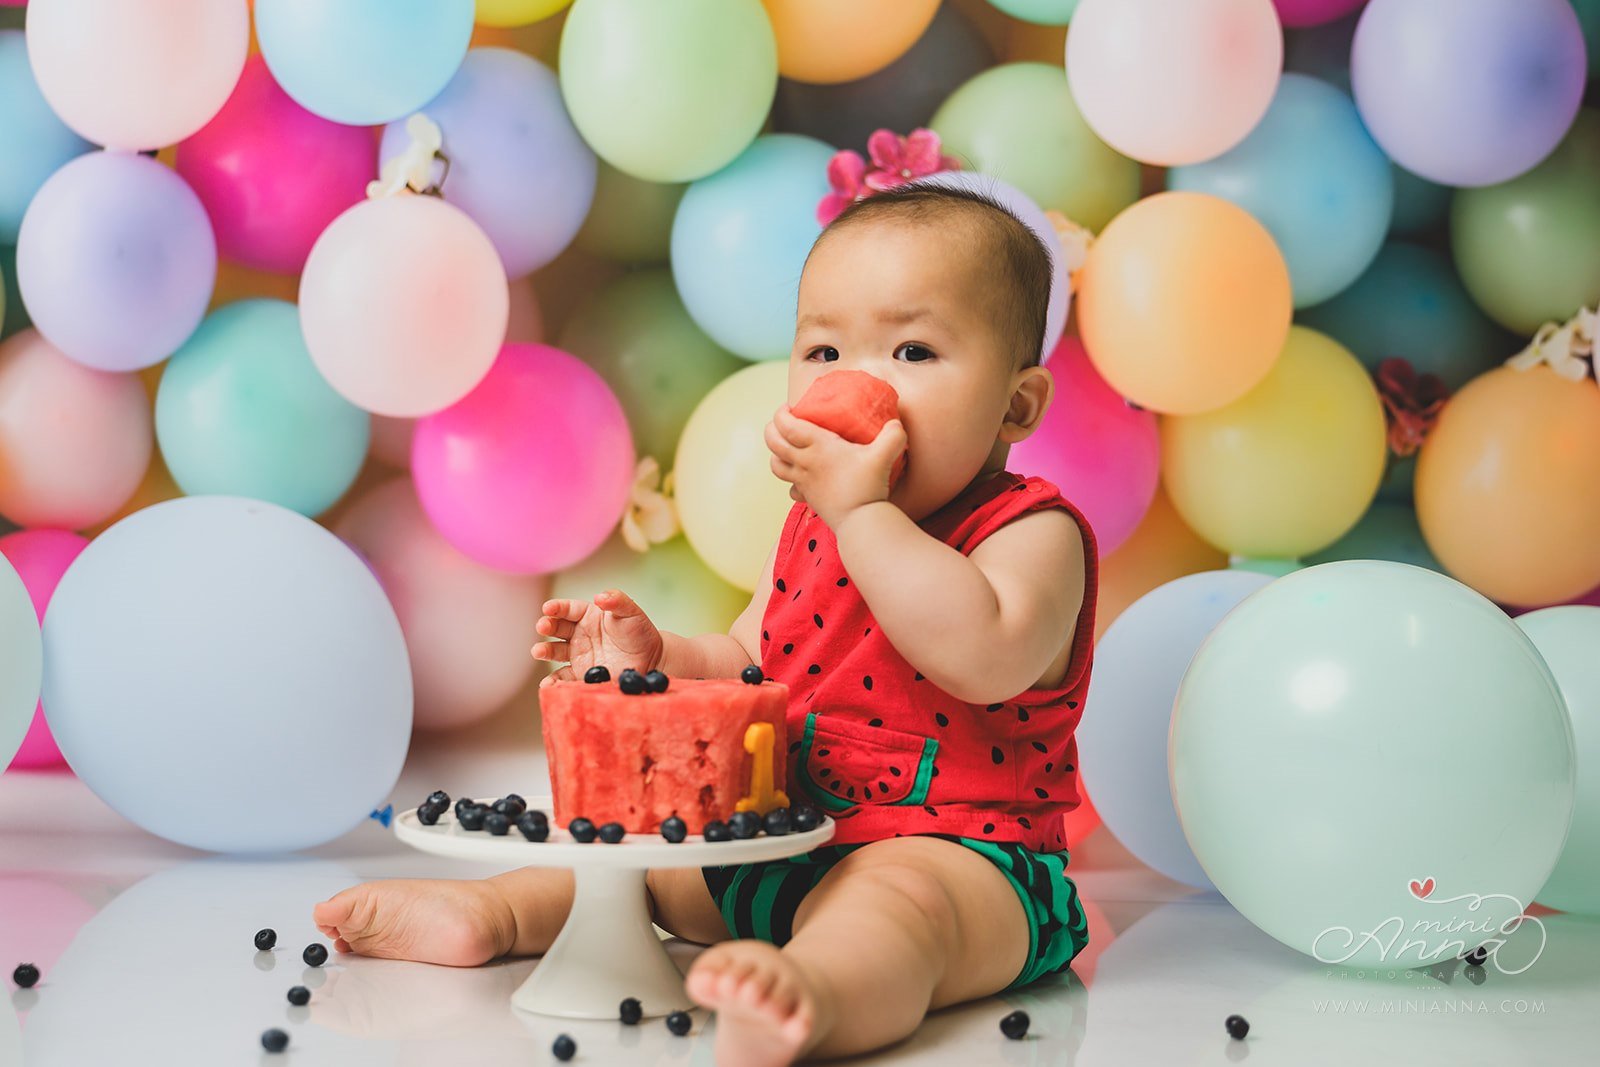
[620,456,681,553]
[366,113,445,200]
[1045,209,1095,286]
[1506,305,1597,382]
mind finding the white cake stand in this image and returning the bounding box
[394,797,833,1020]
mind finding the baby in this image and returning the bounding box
[314,183,1098,1065]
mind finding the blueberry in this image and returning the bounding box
[552,1033,577,1061]
[702,820,732,842]
[1000,1009,1029,1039]
[1225,1014,1249,1040]
[417,802,444,826]
[665,1010,692,1036]
[455,797,479,819]
[584,665,611,684]
[598,821,626,844]
[485,813,511,836]
[763,808,792,837]
[727,811,762,839]
[458,805,488,831]
[618,668,646,695]
[644,670,669,693]
[303,943,328,967]
[12,963,39,989]
[791,805,822,833]
[287,985,310,1006]
[493,796,526,818]
[261,1028,289,1053]
[426,790,450,808]
[569,818,598,843]
[619,996,643,1024]
[660,816,687,843]
[254,929,276,951]
[517,812,550,842]
[1465,946,1489,967]
[741,665,764,685]
[504,792,526,808]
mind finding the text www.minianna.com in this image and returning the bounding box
[1313,999,1547,1015]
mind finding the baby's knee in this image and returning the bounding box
[645,867,731,945]
[829,856,961,936]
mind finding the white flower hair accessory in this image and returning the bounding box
[366,113,448,200]
[620,456,680,553]
[1505,305,1597,382]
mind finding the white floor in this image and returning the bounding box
[3,695,1593,1067]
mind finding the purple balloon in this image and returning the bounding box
[16,151,216,372]
[380,48,597,280]
[1351,0,1587,187]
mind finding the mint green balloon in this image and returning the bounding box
[558,270,744,466]
[986,0,1078,25]
[155,300,370,518]
[1451,110,1600,336]
[931,62,1139,231]
[1,554,41,769]
[1228,557,1302,578]
[552,533,750,642]
[558,0,777,183]
[1574,0,1600,78]
[1304,501,1442,572]
[1172,561,1575,967]
[574,161,688,265]
[1515,606,1600,916]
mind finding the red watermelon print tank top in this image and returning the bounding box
[759,470,1098,854]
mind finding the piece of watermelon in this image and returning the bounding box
[790,370,907,489]
[540,677,789,834]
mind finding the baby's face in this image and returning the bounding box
[790,219,1029,521]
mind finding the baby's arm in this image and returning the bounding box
[833,501,1084,704]
[655,543,775,679]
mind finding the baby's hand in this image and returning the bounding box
[766,404,907,530]
[532,590,664,685]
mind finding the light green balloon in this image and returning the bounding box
[553,533,751,643]
[931,62,1140,232]
[558,270,745,466]
[0,554,42,770]
[1515,606,1600,916]
[1304,501,1442,573]
[1172,561,1575,967]
[1227,557,1302,578]
[155,300,370,518]
[986,0,1078,25]
[1451,110,1600,336]
[1574,0,1600,79]
[575,160,688,265]
[558,0,777,183]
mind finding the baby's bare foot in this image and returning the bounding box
[686,940,823,1067]
[312,879,515,968]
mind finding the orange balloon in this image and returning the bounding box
[1094,486,1226,642]
[1416,365,1600,607]
[1077,191,1291,415]
[209,260,300,309]
[761,0,939,84]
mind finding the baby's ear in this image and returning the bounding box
[999,366,1053,444]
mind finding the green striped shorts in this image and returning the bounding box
[700,833,1089,991]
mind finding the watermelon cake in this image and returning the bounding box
[539,671,790,834]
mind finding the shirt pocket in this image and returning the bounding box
[794,712,939,813]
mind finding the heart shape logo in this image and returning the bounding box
[1409,876,1436,900]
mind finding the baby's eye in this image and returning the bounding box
[806,346,840,362]
[895,343,936,363]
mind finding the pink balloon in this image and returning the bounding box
[1273,0,1365,27]
[412,343,635,574]
[0,528,88,769]
[175,56,376,274]
[1009,336,1160,555]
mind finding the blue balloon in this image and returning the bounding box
[0,30,92,244]
[671,133,834,361]
[255,0,473,126]
[1389,164,1452,237]
[1170,73,1393,307]
[41,496,412,853]
[1304,500,1442,572]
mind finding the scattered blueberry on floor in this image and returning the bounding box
[665,1010,693,1036]
[1000,1009,1029,1039]
[287,986,310,1006]
[619,996,643,1025]
[12,962,39,989]
[303,943,328,967]
[1226,1014,1250,1040]
[260,1028,289,1053]
[551,1033,577,1061]
[253,928,276,951]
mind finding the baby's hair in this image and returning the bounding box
[812,182,1053,369]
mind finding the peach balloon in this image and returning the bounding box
[1077,191,1291,415]
[83,452,181,538]
[1066,0,1283,166]
[299,194,509,417]
[26,0,249,151]
[1094,486,1226,642]
[1416,365,1600,607]
[762,0,939,84]
[335,477,546,731]
[0,330,152,529]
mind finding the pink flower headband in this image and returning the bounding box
[816,128,962,227]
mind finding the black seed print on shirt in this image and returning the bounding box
[1018,816,1032,829]
[783,643,794,654]
[831,781,842,792]
[792,588,802,600]
[846,786,855,798]
[1067,700,1077,709]
[815,558,820,568]
[868,718,882,727]
[982,823,995,834]
[808,539,817,551]
[877,781,889,794]
[923,805,938,816]
[789,741,801,753]
[818,768,831,779]
[808,664,821,674]
[776,578,786,592]
[836,577,848,587]
[986,703,1003,713]
[863,676,873,690]
[762,630,769,641]
[935,713,949,727]
[813,613,824,628]
[1034,788,1049,799]
[889,766,901,776]
[1031,741,1048,753]
[1017,707,1030,722]
[1064,764,1074,772]
[806,692,815,702]
[817,748,830,757]
[931,766,939,777]
[914,672,924,681]
[1045,762,1053,773]
[864,627,871,636]
[991,747,1004,765]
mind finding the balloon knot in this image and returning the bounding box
[367,113,451,200]
[620,456,680,554]
[1505,305,1597,383]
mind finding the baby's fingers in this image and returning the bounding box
[541,598,587,622]
[593,588,650,622]
[535,615,575,641]
[530,640,571,663]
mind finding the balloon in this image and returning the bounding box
[1302,500,1440,571]
[673,360,792,591]
[1173,561,1574,965]
[1077,191,1292,415]
[554,533,751,644]
[41,496,411,852]
[17,152,216,372]
[1416,365,1600,607]
[1094,487,1227,641]
[254,0,473,126]
[1273,0,1364,25]
[558,0,777,182]
[335,477,545,731]
[1162,326,1386,558]
[557,269,744,466]
[412,343,635,574]
[379,48,597,280]
[761,0,937,84]
[1351,0,1586,187]
[1389,165,1451,236]
[1009,337,1157,555]
[1515,607,1600,916]
[174,55,375,275]
[0,30,91,243]
[299,195,508,417]
[1578,0,1600,77]
[1296,241,1511,391]
[670,134,833,361]
[1082,570,1270,889]
[0,528,86,769]
[1282,5,1357,89]
[0,244,21,341]
[24,0,247,150]
[0,330,151,529]
[987,0,1078,24]
[155,300,369,517]
[1169,73,1392,307]
[1066,0,1284,166]
[931,62,1141,233]
[574,162,687,265]
[772,3,994,152]
[0,552,40,771]
[475,0,570,26]
[1451,110,1600,336]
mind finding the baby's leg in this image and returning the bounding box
[684,836,1030,1065]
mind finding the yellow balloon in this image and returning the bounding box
[1160,326,1386,559]
[475,0,572,29]
[673,360,791,592]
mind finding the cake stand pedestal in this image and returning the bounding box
[394,797,833,1020]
